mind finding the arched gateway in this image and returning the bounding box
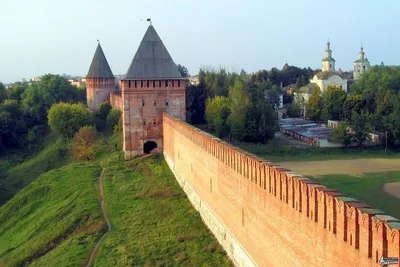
[143,141,158,154]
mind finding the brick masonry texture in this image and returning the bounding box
[162,113,400,267]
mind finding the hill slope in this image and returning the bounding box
[0,134,231,266]
[0,137,71,205]
[94,154,231,266]
[0,163,104,266]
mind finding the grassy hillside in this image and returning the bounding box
[0,137,71,205]
[0,132,231,266]
[0,162,104,266]
[94,154,232,266]
[311,172,400,219]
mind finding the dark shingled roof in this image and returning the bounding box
[86,43,114,79]
[124,25,183,80]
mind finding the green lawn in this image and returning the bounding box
[94,154,232,267]
[0,162,104,267]
[237,142,400,162]
[310,172,400,219]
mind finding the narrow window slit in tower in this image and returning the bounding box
[165,80,168,87]
[166,101,168,106]
[153,81,155,87]
[172,80,174,87]
[178,80,180,87]
[141,81,143,87]
[128,81,131,88]
[147,80,149,87]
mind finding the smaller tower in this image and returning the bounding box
[321,40,335,72]
[353,45,370,80]
[86,42,115,111]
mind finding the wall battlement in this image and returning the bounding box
[163,113,400,267]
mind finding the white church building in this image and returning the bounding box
[309,41,348,93]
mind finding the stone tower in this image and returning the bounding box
[86,42,115,111]
[321,40,335,72]
[353,45,370,80]
[120,24,186,158]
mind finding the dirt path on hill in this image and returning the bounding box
[383,182,400,200]
[85,162,111,267]
[276,158,400,176]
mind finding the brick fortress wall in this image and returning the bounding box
[163,113,400,267]
[86,77,115,111]
[109,91,123,110]
[121,79,185,158]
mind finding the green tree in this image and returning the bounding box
[306,87,323,121]
[205,96,230,138]
[322,86,347,121]
[48,102,93,138]
[351,111,373,146]
[99,101,112,119]
[21,74,81,124]
[227,78,250,141]
[106,109,122,130]
[176,64,190,78]
[7,82,27,102]
[0,83,7,103]
[329,123,352,146]
[386,92,400,145]
[343,94,363,122]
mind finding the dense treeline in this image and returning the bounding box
[303,66,400,145]
[0,74,86,152]
[185,66,318,143]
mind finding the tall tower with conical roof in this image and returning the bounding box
[321,40,335,72]
[120,24,186,158]
[353,45,370,80]
[86,42,115,111]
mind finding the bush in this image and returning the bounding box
[48,102,93,138]
[106,109,122,130]
[99,101,112,119]
[94,114,106,131]
[72,126,97,161]
[113,116,123,134]
[329,123,353,146]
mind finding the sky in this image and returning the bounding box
[1,0,399,83]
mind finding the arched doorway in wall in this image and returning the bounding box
[143,141,158,154]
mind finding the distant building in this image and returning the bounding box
[68,79,85,87]
[309,41,348,93]
[189,75,199,85]
[353,46,370,80]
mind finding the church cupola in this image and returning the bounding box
[86,42,115,111]
[321,40,335,72]
[353,44,370,80]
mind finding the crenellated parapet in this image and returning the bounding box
[163,113,400,266]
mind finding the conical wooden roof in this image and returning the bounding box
[124,25,183,80]
[86,43,114,79]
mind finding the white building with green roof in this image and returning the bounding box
[309,41,348,93]
[353,46,370,80]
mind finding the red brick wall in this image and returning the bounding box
[163,113,400,267]
[86,77,115,111]
[109,92,122,110]
[121,79,185,158]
